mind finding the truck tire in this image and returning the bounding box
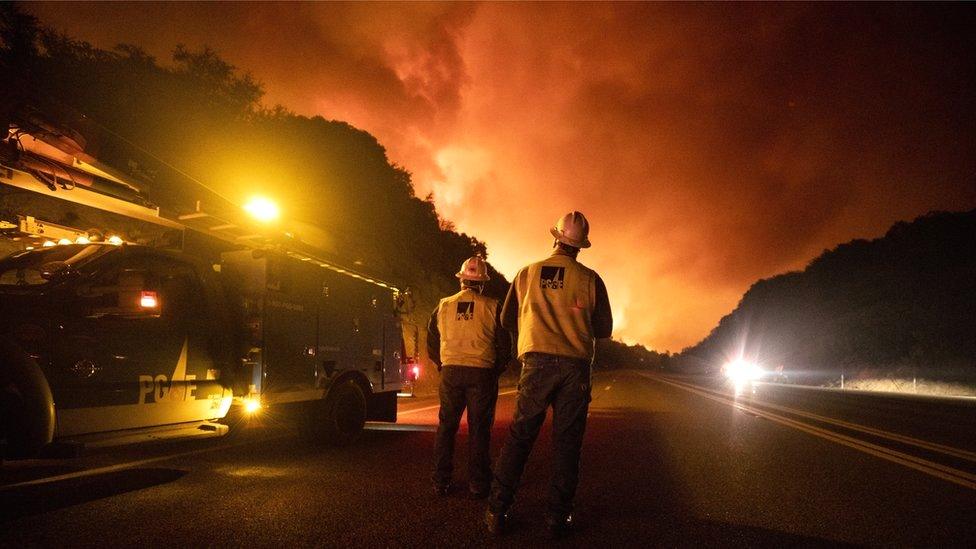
[0,338,55,458]
[304,378,366,446]
[0,386,25,459]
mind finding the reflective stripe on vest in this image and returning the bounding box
[514,253,596,360]
[437,289,499,369]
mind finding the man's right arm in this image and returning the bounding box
[592,274,613,339]
[500,275,520,361]
[500,273,520,334]
[493,300,513,375]
[426,306,442,370]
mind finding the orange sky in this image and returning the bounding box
[27,2,976,351]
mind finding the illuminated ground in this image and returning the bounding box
[2,371,974,546]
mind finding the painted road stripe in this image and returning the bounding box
[647,375,976,491]
[0,433,289,491]
[658,375,976,464]
[397,388,518,416]
[6,389,520,490]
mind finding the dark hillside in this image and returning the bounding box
[679,209,976,388]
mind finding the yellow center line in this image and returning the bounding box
[647,375,976,491]
[661,376,976,463]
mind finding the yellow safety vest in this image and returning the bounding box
[513,253,597,360]
[436,288,499,369]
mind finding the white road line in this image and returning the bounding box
[647,375,976,491]
[365,424,437,432]
[6,389,521,491]
[397,388,518,416]
[0,433,288,491]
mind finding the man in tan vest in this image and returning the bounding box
[428,256,512,498]
[486,211,612,538]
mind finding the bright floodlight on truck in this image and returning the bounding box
[724,358,764,383]
[243,196,280,222]
[243,397,262,414]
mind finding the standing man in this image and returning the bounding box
[428,256,512,498]
[486,211,612,538]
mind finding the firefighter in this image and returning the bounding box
[428,256,512,498]
[485,211,612,538]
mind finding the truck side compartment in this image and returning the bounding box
[219,249,403,424]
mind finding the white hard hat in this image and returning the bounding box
[550,211,591,248]
[456,256,490,282]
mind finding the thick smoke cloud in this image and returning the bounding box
[28,2,976,350]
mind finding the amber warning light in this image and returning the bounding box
[140,291,159,309]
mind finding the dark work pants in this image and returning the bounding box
[489,353,592,519]
[433,366,499,492]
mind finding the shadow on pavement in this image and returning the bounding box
[556,406,852,547]
[0,467,186,522]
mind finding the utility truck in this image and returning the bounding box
[0,115,418,457]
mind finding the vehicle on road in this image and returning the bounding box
[0,117,414,458]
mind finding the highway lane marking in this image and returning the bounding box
[0,433,290,491]
[397,388,518,417]
[658,376,976,464]
[366,424,436,432]
[647,375,976,491]
[731,388,974,462]
[3,390,519,491]
[758,380,976,402]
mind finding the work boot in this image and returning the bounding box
[485,509,508,535]
[545,514,575,540]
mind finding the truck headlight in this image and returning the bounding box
[243,397,262,414]
[724,359,764,382]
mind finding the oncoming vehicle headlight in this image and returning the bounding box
[724,358,765,383]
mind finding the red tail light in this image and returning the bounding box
[411,365,420,381]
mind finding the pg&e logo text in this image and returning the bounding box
[456,301,475,320]
[540,266,565,290]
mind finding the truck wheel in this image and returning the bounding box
[314,379,366,446]
[0,388,24,458]
[0,339,55,458]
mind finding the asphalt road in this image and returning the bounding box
[2,370,974,547]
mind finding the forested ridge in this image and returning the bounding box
[679,209,976,386]
[1,5,663,380]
